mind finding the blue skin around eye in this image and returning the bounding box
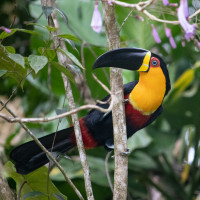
[152,61,157,65]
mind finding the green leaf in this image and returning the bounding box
[51,61,75,83]
[8,53,25,68]
[55,8,68,24]
[0,29,37,40]
[57,34,79,42]
[28,55,48,74]
[0,29,17,39]
[22,191,45,200]
[5,46,16,53]
[0,45,27,83]
[57,48,83,69]
[17,29,37,35]
[0,70,7,77]
[46,26,58,32]
[38,47,56,61]
[4,161,67,200]
[128,130,153,152]
[67,64,81,73]
[27,23,47,30]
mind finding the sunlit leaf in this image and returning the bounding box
[38,47,56,61]
[8,53,25,68]
[57,34,79,41]
[5,46,15,53]
[0,45,27,83]
[46,25,58,32]
[4,161,67,200]
[0,29,17,39]
[0,70,7,77]
[28,55,48,74]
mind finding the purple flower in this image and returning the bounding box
[182,0,189,18]
[196,41,200,50]
[169,3,178,7]
[135,15,144,22]
[169,35,177,48]
[90,2,103,33]
[165,27,176,48]
[162,0,169,6]
[182,40,186,47]
[165,27,171,38]
[0,26,11,33]
[151,24,161,44]
[178,0,196,40]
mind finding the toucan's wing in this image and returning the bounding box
[86,80,138,120]
[84,81,138,146]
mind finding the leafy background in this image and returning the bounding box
[0,0,200,199]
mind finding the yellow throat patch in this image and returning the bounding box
[129,66,166,115]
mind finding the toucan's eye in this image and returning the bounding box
[150,57,160,67]
[152,60,158,65]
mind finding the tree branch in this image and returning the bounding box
[0,162,16,200]
[0,99,84,200]
[40,0,95,199]
[0,101,114,123]
[110,0,200,25]
[101,1,128,200]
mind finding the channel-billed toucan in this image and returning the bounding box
[10,48,171,174]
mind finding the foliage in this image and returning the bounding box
[4,161,67,200]
[0,0,200,200]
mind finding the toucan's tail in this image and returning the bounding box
[10,127,75,175]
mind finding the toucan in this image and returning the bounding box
[10,48,171,174]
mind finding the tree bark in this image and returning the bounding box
[0,162,15,200]
[102,1,128,200]
[40,0,94,199]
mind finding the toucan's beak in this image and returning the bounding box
[93,48,151,72]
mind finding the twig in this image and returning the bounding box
[92,73,111,94]
[17,181,27,200]
[0,100,114,123]
[0,99,84,200]
[105,151,113,193]
[119,7,135,32]
[101,1,128,200]
[42,0,95,199]
[111,0,200,25]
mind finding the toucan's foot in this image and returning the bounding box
[124,99,129,104]
[120,148,130,156]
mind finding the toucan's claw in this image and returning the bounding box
[124,99,129,104]
[120,149,130,156]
